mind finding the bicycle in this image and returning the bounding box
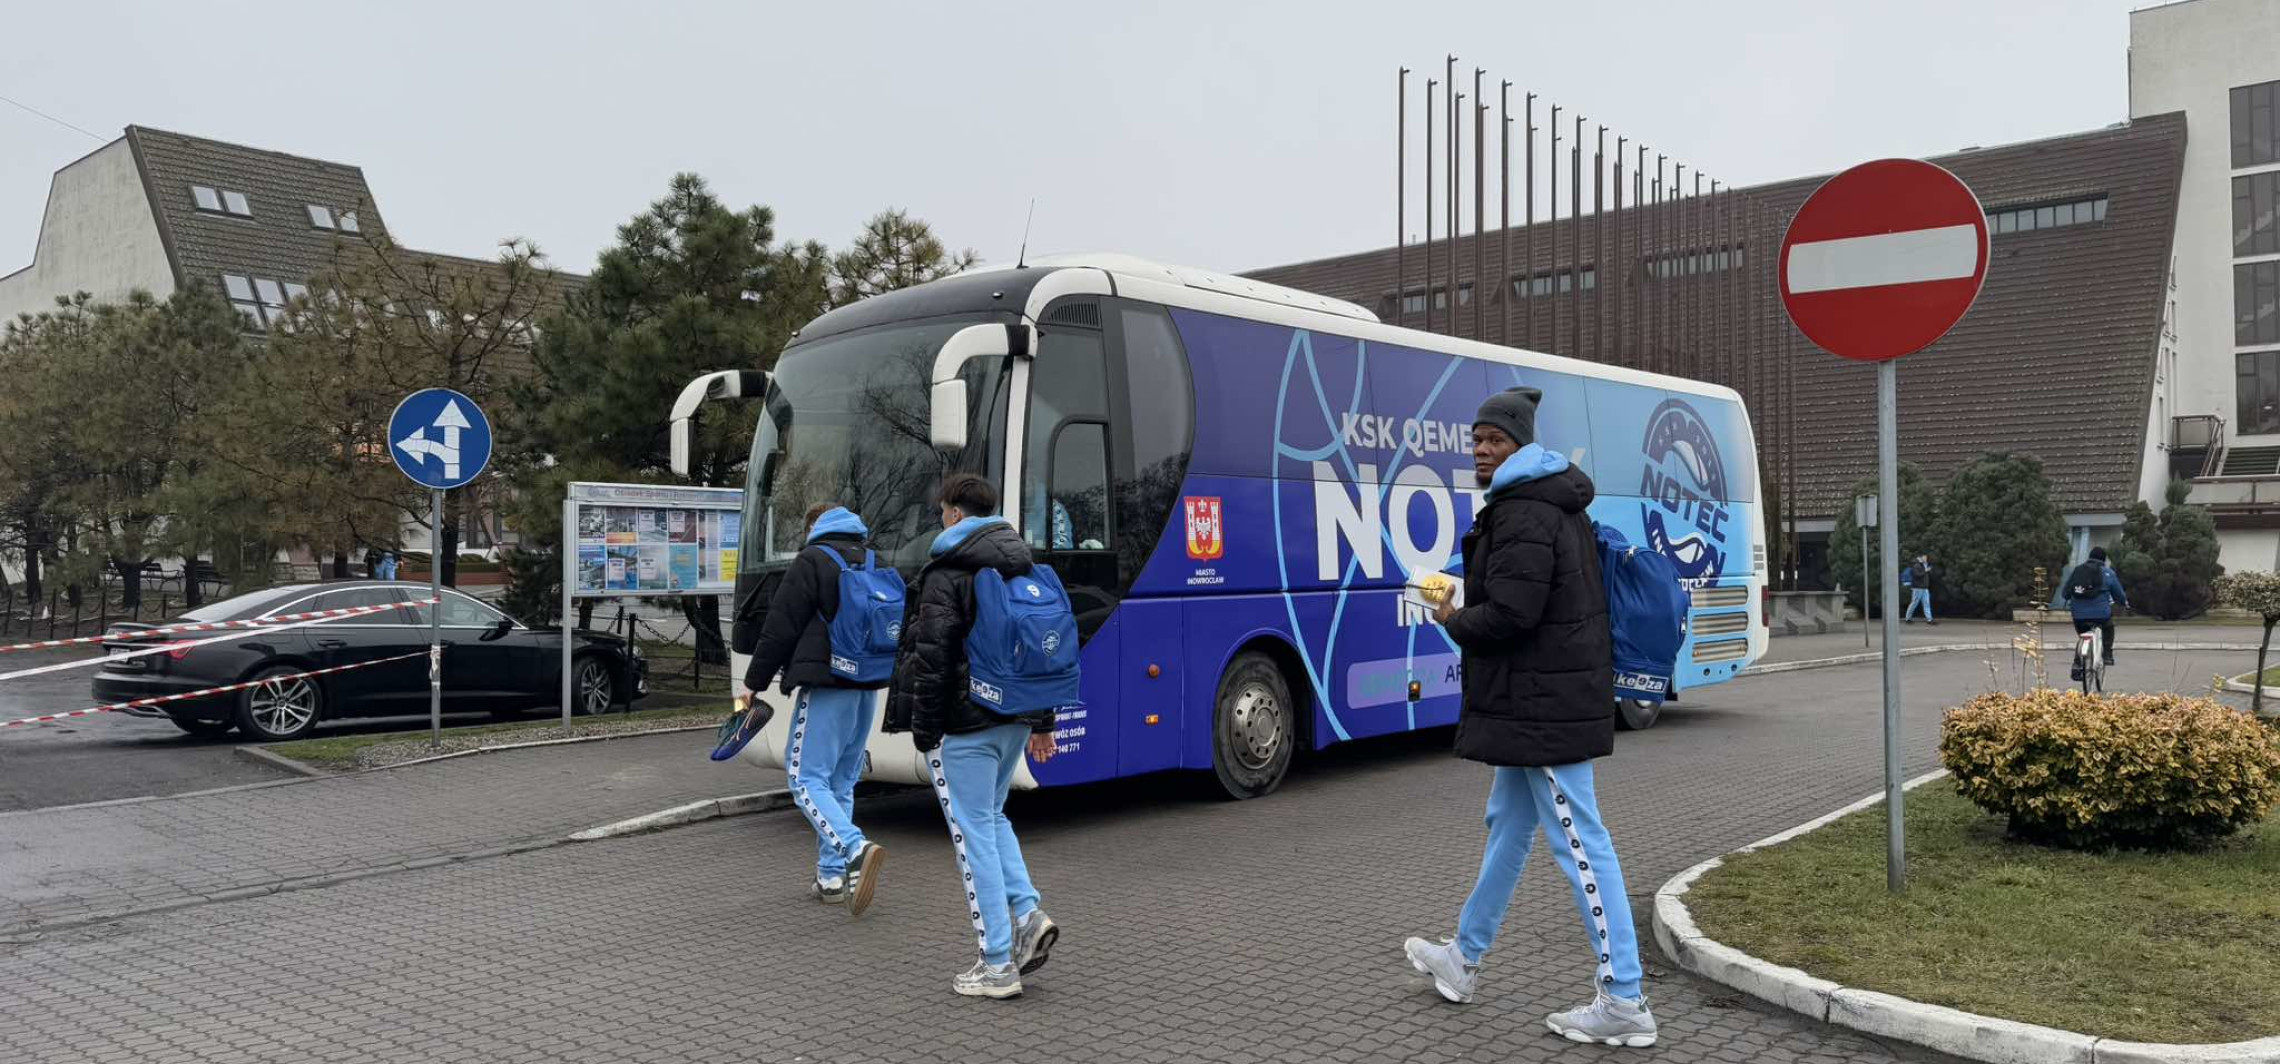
[2071,624,2105,694]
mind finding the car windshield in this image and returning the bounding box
[741,317,1009,575]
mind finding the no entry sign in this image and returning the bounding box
[1780,159,1988,362]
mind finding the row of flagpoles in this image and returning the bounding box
[1394,57,1802,590]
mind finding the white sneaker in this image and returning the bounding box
[952,958,1023,999]
[1547,991,1658,1047]
[1403,936,1478,1004]
[810,876,847,904]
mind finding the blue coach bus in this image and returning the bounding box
[671,254,1766,798]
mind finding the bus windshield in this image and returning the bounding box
[740,317,1009,575]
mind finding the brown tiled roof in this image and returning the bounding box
[125,126,584,378]
[1245,114,2188,519]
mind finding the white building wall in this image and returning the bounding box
[2130,0,2280,444]
[0,139,174,323]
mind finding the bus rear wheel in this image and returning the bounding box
[1211,652,1294,799]
[1616,698,1662,731]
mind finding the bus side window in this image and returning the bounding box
[1022,316,1109,548]
[1047,422,1111,550]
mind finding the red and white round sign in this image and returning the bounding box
[1779,159,1988,362]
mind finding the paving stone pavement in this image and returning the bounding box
[0,731,750,932]
[0,649,2253,1063]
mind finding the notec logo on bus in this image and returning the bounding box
[1639,399,1731,588]
[1184,497,1224,561]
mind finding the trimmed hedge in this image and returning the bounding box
[1940,689,2280,850]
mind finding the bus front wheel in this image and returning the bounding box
[1211,652,1295,799]
[1616,698,1662,731]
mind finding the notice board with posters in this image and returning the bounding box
[563,482,744,598]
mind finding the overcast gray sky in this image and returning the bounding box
[3,0,2140,279]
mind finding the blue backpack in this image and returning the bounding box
[1594,523,1690,704]
[821,548,906,684]
[965,564,1083,715]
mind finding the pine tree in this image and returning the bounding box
[1825,462,1940,617]
[1931,452,2072,619]
[502,178,975,657]
[2116,480,2223,619]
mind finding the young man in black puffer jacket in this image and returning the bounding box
[883,474,1061,1000]
[741,504,889,915]
[1402,387,1660,1048]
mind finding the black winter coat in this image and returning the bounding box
[1445,465,1616,766]
[739,534,888,695]
[882,521,1056,751]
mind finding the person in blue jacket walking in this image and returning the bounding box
[2062,547,2130,666]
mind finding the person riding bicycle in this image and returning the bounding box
[2062,547,2130,667]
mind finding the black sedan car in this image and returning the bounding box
[92,582,647,741]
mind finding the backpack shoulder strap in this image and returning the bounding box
[816,543,853,572]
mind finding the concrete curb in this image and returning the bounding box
[1755,640,2260,676]
[1652,771,2280,1064]
[232,744,329,778]
[567,789,792,841]
[365,723,719,773]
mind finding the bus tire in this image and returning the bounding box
[1616,698,1661,731]
[1211,652,1295,799]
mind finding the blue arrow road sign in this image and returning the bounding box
[388,388,492,490]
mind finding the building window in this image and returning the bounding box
[1987,196,2106,236]
[339,211,360,233]
[2232,80,2280,169]
[193,186,252,216]
[2236,173,2280,256]
[1513,268,1596,297]
[2239,351,2280,433]
[2240,261,2280,345]
[221,273,303,331]
[1645,249,1740,279]
[308,205,335,229]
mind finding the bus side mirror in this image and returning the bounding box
[928,322,1032,451]
[668,369,769,477]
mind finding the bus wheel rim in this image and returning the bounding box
[1229,683,1283,770]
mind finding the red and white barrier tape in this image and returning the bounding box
[0,596,441,656]
[0,597,444,685]
[0,651,428,728]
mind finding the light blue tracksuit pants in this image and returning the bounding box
[785,687,876,880]
[1456,762,1644,1001]
[927,722,1043,966]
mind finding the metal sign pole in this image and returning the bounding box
[428,487,444,750]
[561,492,575,728]
[1877,360,1907,892]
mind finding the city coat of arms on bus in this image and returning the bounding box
[1184,496,1224,561]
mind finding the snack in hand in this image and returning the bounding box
[1416,572,1456,606]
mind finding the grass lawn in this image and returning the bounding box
[1684,786,2280,1044]
[268,702,728,771]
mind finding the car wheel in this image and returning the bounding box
[1211,652,1295,799]
[1616,697,1662,731]
[234,666,323,741]
[168,715,236,739]
[573,655,616,716]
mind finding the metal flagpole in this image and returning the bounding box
[1500,80,1512,346]
[1524,93,1535,348]
[1398,68,1408,327]
[1570,113,1583,358]
[1447,54,1458,335]
[428,488,444,748]
[1549,105,1561,354]
[1425,78,1436,335]
[1651,157,1663,375]
[1594,125,1606,365]
[1614,135,1627,367]
[1477,81,1490,341]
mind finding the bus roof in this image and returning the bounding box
[786,252,1743,407]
